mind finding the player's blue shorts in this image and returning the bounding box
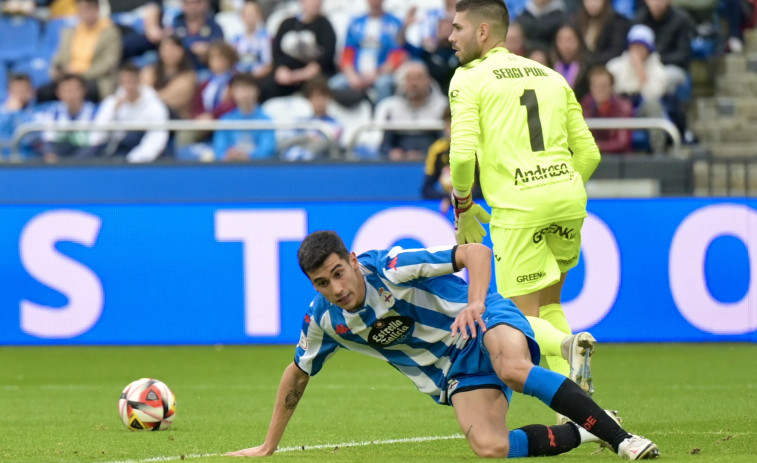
[444,293,540,405]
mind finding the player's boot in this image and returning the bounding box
[562,331,596,395]
[617,435,660,460]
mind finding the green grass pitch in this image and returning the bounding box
[1,343,755,462]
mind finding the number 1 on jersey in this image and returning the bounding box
[520,89,545,152]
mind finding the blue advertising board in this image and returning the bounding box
[1,198,755,345]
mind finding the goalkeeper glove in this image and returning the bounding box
[452,192,491,244]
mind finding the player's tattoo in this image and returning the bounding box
[284,390,301,410]
[466,425,474,439]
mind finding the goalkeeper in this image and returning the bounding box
[447,0,602,396]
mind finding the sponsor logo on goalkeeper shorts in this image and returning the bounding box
[368,316,414,346]
[532,224,576,243]
[556,255,578,266]
[514,162,571,185]
[516,271,547,283]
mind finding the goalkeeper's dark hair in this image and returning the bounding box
[298,231,351,275]
[456,0,510,37]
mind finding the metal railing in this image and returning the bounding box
[345,117,682,159]
[8,119,338,161]
[9,117,682,161]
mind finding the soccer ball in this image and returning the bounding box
[118,378,176,431]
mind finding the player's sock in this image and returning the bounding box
[507,424,581,457]
[539,304,572,376]
[522,366,632,452]
[540,303,572,334]
[526,316,568,357]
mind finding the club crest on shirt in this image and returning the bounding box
[367,316,413,347]
[378,287,395,307]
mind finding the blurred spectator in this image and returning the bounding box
[606,24,668,151]
[421,107,482,207]
[330,0,405,103]
[233,0,272,78]
[170,0,225,71]
[636,0,693,94]
[1,0,35,16]
[0,73,36,159]
[506,22,527,56]
[381,61,447,161]
[213,73,276,161]
[400,11,458,94]
[141,35,198,119]
[412,0,457,50]
[42,0,122,102]
[110,0,166,62]
[580,66,633,153]
[35,73,98,162]
[722,0,752,52]
[281,77,342,161]
[190,41,237,120]
[516,0,569,51]
[261,0,337,101]
[48,0,77,18]
[528,46,553,67]
[576,0,631,66]
[553,24,590,101]
[88,63,169,162]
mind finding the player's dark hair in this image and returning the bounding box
[298,231,351,275]
[455,0,510,36]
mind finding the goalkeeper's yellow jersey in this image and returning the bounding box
[449,47,601,229]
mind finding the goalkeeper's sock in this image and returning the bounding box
[522,366,631,452]
[526,316,569,357]
[539,304,572,376]
[507,424,581,457]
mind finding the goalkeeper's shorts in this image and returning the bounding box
[443,295,540,405]
[492,218,584,299]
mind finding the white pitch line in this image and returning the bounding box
[99,434,464,463]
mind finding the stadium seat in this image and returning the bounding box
[265,2,301,36]
[41,16,77,61]
[215,11,244,41]
[0,63,7,102]
[112,11,145,34]
[0,15,41,62]
[11,57,51,89]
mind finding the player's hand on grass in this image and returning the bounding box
[452,193,490,244]
[451,300,487,339]
[225,445,274,457]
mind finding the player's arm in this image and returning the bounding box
[448,71,479,196]
[226,362,310,457]
[448,71,490,244]
[565,86,601,183]
[451,243,492,339]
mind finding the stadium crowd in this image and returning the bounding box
[0,0,755,170]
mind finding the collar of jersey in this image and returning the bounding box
[462,46,510,69]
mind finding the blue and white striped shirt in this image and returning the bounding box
[295,245,477,404]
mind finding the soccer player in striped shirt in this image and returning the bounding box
[226,231,659,459]
[447,0,602,399]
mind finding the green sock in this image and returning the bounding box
[540,304,571,376]
[526,316,569,357]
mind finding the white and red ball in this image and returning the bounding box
[118,378,176,431]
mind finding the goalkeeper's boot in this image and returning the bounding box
[617,435,660,460]
[562,331,596,395]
